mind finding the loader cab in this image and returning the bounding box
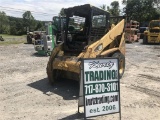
[149,20,160,33]
[52,16,66,32]
[63,4,110,55]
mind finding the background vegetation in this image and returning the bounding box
[0,11,45,35]
[0,0,159,36]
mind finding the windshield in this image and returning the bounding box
[92,15,106,27]
[68,16,85,32]
[52,17,66,31]
[150,21,160,28]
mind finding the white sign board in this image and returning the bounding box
[82,58,120,118]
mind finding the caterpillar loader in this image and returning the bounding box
[143,20,160,44]
[47,4,126,84]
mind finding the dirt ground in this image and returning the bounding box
[0,40,160,120]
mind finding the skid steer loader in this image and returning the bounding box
[47,4,126,84]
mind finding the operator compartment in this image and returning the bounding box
[62,4,110,56]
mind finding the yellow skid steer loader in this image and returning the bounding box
[46,4,126,84]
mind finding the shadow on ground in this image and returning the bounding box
[31,52,48,57]
[59,113,84,120]
[28,77,79,100]
[140,42,160,45]
[24,43,31,44]
[59,112,95,120]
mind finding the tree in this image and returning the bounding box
[100,4,107,10]
[35,21,45,31]
[59,8,65,16]
[122,0,160,23]
[107,1,120,16]
[8,16,26,35]
[10,21,17,35]
[23,11,35,32]
[154,0,160,9]
[0,11,10,34]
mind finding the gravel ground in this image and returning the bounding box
[1,36,26,41]
[0,40,160,120]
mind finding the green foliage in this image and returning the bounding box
[35,22,42,30]
[100,4,107,10]
[23,11,35,32]
[109,1,120,16]
[107,1,120,16]
[100,1,120,16]
[8,16,25,35]
[100,2,120,25]
[0,11,46,35]
[35,21,45,31]
[0,11,10,34]
[122,0,160,22]
[9,21,17,35]
[59,8,65,16]
[22,11,45,32]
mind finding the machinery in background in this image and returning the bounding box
[33,30,47,55]
[138,27,148,39]
[125,20,140,43]
[34,17,66,55]
[143,20,160,44]
[0,36,4,41]
[27,31,45,44]
[26,32,34,44]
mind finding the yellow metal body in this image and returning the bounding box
[47,19,125,82]
[144,20,160,44]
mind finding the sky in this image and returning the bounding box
[0,0,124,21]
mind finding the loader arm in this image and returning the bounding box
[83,19,125,58]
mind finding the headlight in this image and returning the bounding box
[94,44,103,52]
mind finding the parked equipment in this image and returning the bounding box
[47,4,126,84]
[125,20,139,43]
[0,36,4,41]
[143,20,160,44]
[138,27,148,39]
[33,31,47,55]
[34,17,65,55]
[27,32,34,44]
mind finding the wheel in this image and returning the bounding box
[143,35,148,44]
[0,36,4,41]
[135,38,139,42]
[52,69,61,85]
[47,63,61,85]
[46,50,60,85]
[112,52,125,79]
